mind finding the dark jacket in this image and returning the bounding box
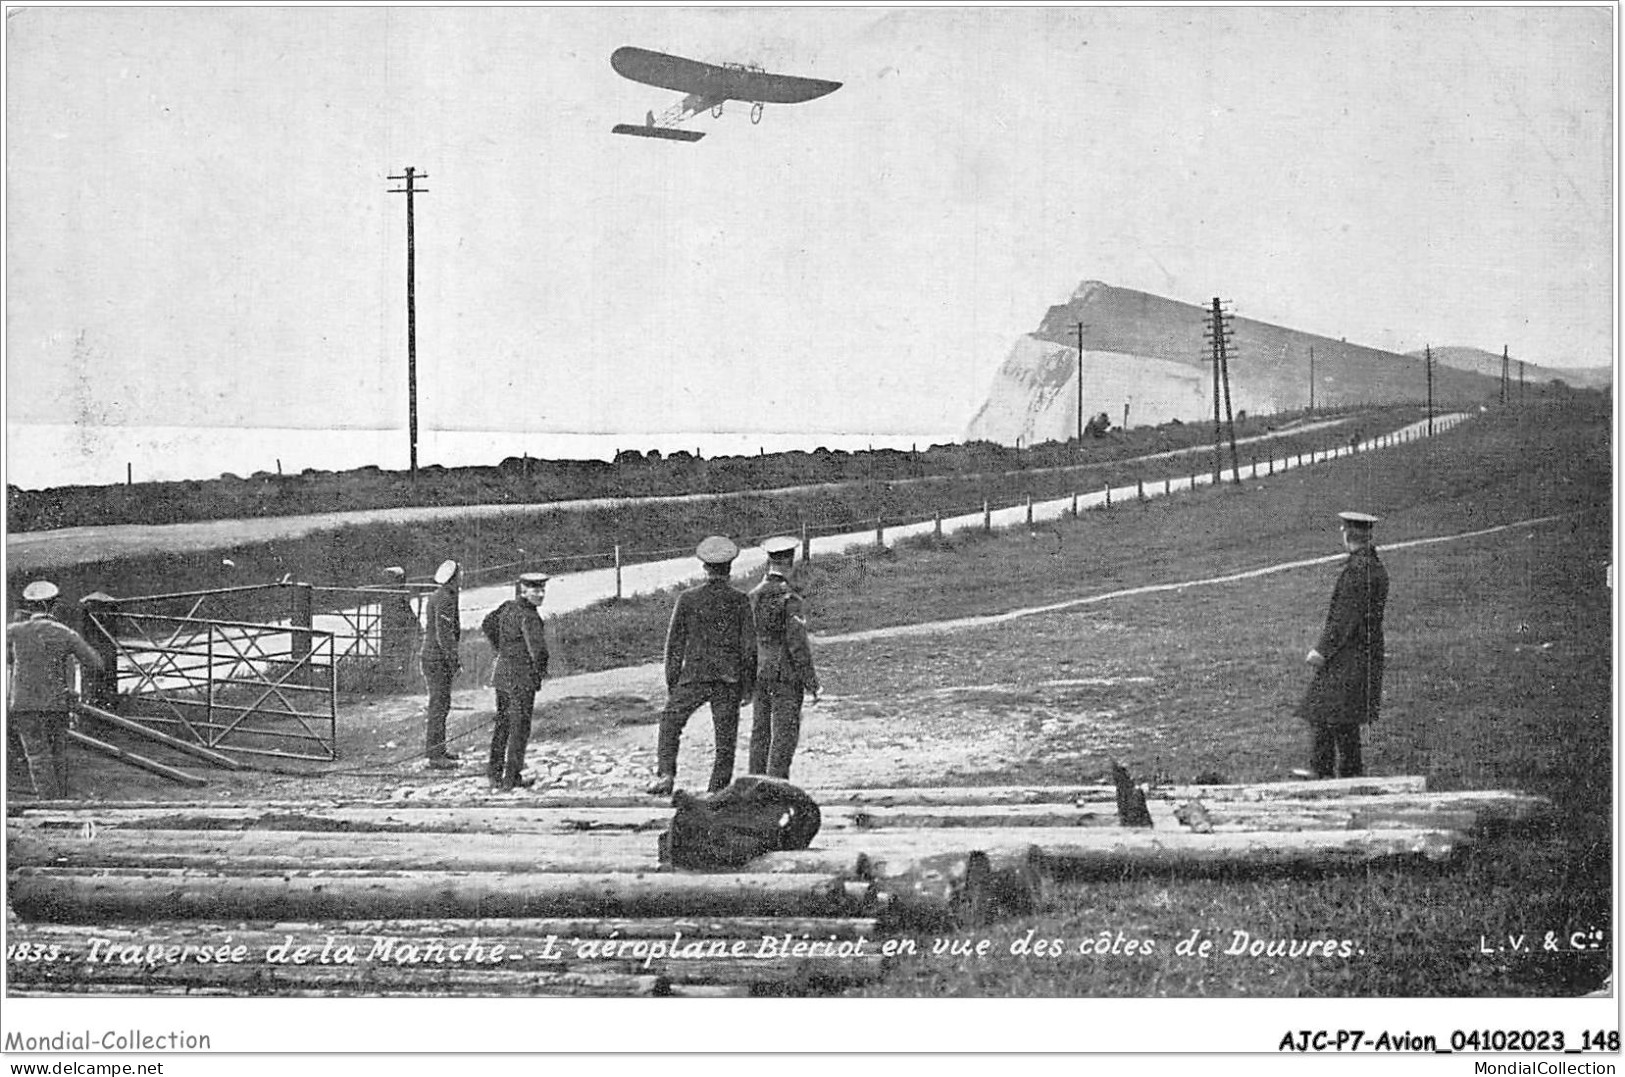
[749,572,819,691]
[1298,545,1388,726]
[664,577,756,693]
[481,598,549,694]
[7,613,104,712]
[419,585,461,670]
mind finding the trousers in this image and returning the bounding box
[747,681,805,779]
[421,660,456,758]
[657,681,744,793]
[8,709,70,797]
[490,689,536,787]
[1309,723,1364,779]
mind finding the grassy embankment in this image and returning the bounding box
[550,393,1611,997]
[11,405,1452,637]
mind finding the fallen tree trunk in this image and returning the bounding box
[8,868,862,924]
[7,828,665,874]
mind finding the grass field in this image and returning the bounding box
[552,393,1612,997]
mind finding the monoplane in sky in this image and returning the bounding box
[610,46,842,142]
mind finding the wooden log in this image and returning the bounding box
[5,777,1431,816]
[7,959,666,996]
[74,701,245,771]
[850,805,1123,829]
[7,828,665,874]
[15,916,882,943]
[784,826,1465,878]
[64,730,206,788]
[8,868,858,924]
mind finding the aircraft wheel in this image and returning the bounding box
[751,102,764,125]
[712,103,724,119]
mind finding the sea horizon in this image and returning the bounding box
[4,422,965,491]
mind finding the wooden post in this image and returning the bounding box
[933,512,942,539]
[613,545,623,601]
[1071,492,1079,518]
[1103,483,1111,509]
[1136,478,1144,502]
[983,500,991,533]
[875,515,885,548]
[1268,456,1274,475]
[1025,496,1033,526]
[126,463,132,487]
[801,521,811,563]
[289,583,313,669]
[78,596,120,710]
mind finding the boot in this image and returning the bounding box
[645,774,674,796]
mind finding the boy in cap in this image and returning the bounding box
[7,581,104,797]
[647,536,757,796]
[1295,512,1389,778]
[480,572,551,790]
[419,560,463,768]
[747,536,821,779]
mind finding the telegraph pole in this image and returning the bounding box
[1425,343,1435,436]
[1207,298,1241,484]
[388,166,429,483]
[1500,345,1509,407]
[1519,360,1525,405]
[1308,345,1315,412]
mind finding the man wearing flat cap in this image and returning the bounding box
[1296,512,1389,778]
[7,581,104,797]
[480,572,551,791]
[747,536,821,780]
[418,559,463,768]
[647,536,757,796]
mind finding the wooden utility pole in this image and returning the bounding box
[1501,345,1509,407]
[1207,298,1241,484]
[388,167,429,483]
[1519,360,1525,405]
[1308,345,1315,412]
[1425,344,1435,436]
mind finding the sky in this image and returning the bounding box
[5,6,1615,441]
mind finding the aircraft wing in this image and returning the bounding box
[611,46,841,105]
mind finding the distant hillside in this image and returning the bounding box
[1412,346,1613,391]
[966,281,1512,445]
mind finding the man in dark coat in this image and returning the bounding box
[1296,511,1389,778]
[747,536,820,780]
[647,536,757,796]
[7,580,104,798]
[419,559,462,769]
[480,572,550,791]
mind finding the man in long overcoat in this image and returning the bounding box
[419,559,462,768]
[647,536,756,796]
[1296,511,1389,778]
[480,572,550,791]
[747,536,820,780]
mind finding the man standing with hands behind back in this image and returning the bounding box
[748,535,820,780]
[481,572,551,791]
[1296,511,1389,779]
[647,536,756,796]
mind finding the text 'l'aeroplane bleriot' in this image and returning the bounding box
[610,46,842,142]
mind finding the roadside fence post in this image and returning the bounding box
[1103,482,1111,509]
[983,500,992,533]
[1137,477,1145,502]
[1025,495,1033,526]
[1071,492,1079,518]
[614,544,623,601]
[1164,477,1170,496]
[876,515,885,548]
[933,512,942,540]
[289,581,314,673]
[801,521,811,563]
